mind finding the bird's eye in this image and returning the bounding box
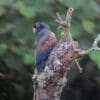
[33,25,36,28]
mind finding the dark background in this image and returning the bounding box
[0,0,100,100]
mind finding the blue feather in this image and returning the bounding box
[36,48,52,71]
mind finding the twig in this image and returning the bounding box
[80,34,100,55]
[93,34,100,50]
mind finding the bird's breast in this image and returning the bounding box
[41,32,56,52]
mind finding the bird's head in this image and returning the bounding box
[32,22,50,33]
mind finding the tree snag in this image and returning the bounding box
[33,7,100,100]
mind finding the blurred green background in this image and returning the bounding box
[0,0,100,100]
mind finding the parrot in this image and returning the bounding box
[32,22,56,73]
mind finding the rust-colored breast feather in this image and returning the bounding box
[41,32,56,52]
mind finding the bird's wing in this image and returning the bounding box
[35,32,56,71]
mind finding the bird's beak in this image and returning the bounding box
[32,27,37,33]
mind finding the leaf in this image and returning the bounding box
[0,7,6,16]
[90,0,100,14]
[71,23,83,39]
[78,38,91,49]
[60,0,87,9]
[13,47,25,56]
[82,19,95,33]
[0,23,15,35]
[2,53,29,74]
[15,1,35,18]
[0,43,8,56]
[32,0,51,13]
[82,4,97,19]
[89,51,100,69]
[0,0,13,6]
[23,54,34,65]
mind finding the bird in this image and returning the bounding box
[32,22,56,72]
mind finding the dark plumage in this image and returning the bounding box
[33,22,56,72]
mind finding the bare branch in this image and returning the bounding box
[56,7,74,28]
[93,34,100,51]
[65,7,74,27]
[79,34,100,55]
[56,12,63,22]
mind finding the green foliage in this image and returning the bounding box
[23,54,34,65]
[15,1,35,18]
[82,19,95,34]
[60,0,87,8]
[0,43,8,56]
[89,51,100,69]
[0,0,100,100]
[71,22,83,38]
[0,0,13,6]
